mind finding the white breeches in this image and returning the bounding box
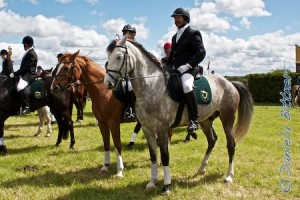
[122,79,133,92]
[181,73,194,93]
[17,77,29,92]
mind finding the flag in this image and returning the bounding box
[207,59,210,71]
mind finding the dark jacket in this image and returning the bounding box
[14,48,38,82]
[1,58,14,76]
[167,26,206,73]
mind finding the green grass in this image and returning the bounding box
[0,101,299,200]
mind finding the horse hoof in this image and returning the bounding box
[183,139,190,143]
[76,120,83,123]
[224,176,233,183]
[34,133,40,137]
[0,145,8,156]
[69,146,74,150]
[127,142,134,149]
[100,165,109,173]
[190,131,197,140]
[45,134,51,137]
[145,180,156,190]
[114,171,124,178]
[161,185,171,196]
[197,168,206,175]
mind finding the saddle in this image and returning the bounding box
[167,74,212,104]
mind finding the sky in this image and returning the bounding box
[0,0,300,76]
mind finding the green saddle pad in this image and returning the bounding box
[167,76,212,104]
[194,76,212,104]
[30,80,46,100]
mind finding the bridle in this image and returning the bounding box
[105,45,132,86]
[53,61,78,92]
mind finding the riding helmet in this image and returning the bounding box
[22,35,34,46]
[122,24,136,33]
[0,49,8,55]
[171,7,190,23]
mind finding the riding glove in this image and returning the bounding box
[178,64,191,74]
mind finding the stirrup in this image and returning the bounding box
[187,120,200,132]
[21,107,30,115]
[124,107,135,118]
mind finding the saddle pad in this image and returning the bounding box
[194,76,212,104]
[167,75,212,104]
[30,80,45,100]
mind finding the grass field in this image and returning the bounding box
[0,100,299,200]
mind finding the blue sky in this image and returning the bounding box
[0,0,300,75]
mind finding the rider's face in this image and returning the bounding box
[173,16,186,28]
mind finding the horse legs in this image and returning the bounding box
[0,113,9,155]
[198,119,218,174]
[98,121,111,173]
[68,118,75,149]
[127,121,142,148]
[111,123,123,177]
[45,113,52,137]
[220,112,236,182]
[55,117,63,147]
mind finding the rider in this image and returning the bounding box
[52,53,63,76]
[10,35,38,114]
[161,42,172,66]
[167,8,206,133]
[0,49,14,76]
[121,24,137,118]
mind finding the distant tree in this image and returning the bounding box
[268,69,291,74]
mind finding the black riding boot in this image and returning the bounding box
[19,88,30,115]
[185,91,200,132]
[124,90,136,118]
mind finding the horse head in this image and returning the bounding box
[51,50,82,95]
[104,35,137,89]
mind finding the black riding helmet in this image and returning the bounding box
[22,35,34,46]
[171,7,190,23]
[0,49,8,55]
[122,24,136,33]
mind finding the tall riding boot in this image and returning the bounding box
[19,88,30,115]
[184,91,200,132]
[124,90,136,118]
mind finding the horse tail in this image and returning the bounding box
[231,81,254,143]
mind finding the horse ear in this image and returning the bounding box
[71,50,80,62]
[49,67,53,72]
[118,35,127,46]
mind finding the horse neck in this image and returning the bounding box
[130,56,167,99]
[78,62,106,96]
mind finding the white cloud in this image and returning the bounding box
[85,0,99,5]
[28,0,38,5]
[0,0,6,8]
[55,0,73,4]
[215,0,271,17]
[240,17,251,29]
[102,17,149,40]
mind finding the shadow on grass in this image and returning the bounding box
[4,144,54,155]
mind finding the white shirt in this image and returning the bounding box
[176,24,189,43]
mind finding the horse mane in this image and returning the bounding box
[106,40,162,68]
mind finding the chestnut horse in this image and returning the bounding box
[104,37,253,194]
[51,51,125,177]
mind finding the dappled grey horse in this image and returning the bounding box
[104,36,254,195]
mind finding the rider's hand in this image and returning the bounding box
[178,64,191,74]
[9,73,14,78]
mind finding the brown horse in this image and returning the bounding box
[51,51,125,177]
[291,85,300,107]
[71,81,87,123]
